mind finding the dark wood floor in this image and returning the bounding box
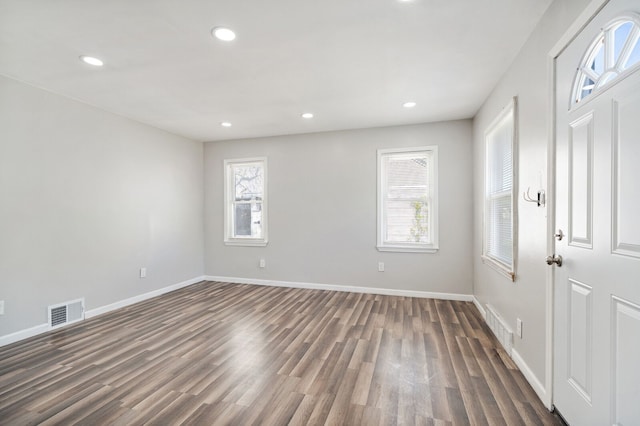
[0,281,563,425]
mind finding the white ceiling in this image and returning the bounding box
[0,0,552,142]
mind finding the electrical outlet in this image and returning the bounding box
[0,300,4,315]
[516,318,523,338]
[259,259,266,268]
[140,267,147,278]
[378,262,385,272]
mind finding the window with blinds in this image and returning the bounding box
[377,146,438,253]
[224,157,268,246]
[483,98,517,279]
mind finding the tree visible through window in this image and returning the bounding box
[224,158,267,246]
[377,147,438,253]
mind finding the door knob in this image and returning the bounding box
[554,229,564,241]
[546,254,563,267]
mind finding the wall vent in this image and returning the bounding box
[48,298,85,329]
[485,304,513,356]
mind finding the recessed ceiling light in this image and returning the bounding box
[301,113,314,119]
[79,55,103,66]
[212,27,236,41]
[220,122,232,127]
[402,101,417,108]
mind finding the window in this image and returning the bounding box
[573,15,640,105]
[483,98,517,280]
[377,146,438,253]
[224,158,267,246]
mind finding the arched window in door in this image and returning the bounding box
[572,14,640,104]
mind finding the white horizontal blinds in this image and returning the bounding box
[486,113,514,267]
[383,151,431,244]
[231,162,264,239]
[487,193,512,264]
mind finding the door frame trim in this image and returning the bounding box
[545,0,610,411]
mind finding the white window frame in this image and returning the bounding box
[482,97,518,281]
[377,146,439,253]
[224,157,268,247]
[570,14,640,106]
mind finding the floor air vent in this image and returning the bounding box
[48,298,85,328]
[485,304,513,356]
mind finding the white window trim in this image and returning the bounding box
[377,146,439,253]
[482,97,518,281]
[224,157,268,247]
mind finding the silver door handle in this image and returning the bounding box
[546,254,563,267]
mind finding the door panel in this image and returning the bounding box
[611,297,640,425]
[554,0,640,424]
[568,113,594,248]
[612,91,640,257]
[567,279,592,403]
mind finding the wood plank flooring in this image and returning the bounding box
[0,281,564,425]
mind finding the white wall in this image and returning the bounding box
[205,121,473,295]
[472,0,593,397]
[0,75,204,338]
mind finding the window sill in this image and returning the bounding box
[377,245,438,254]
[224,239,268,247]
[481,255,515,282]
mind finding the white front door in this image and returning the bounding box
[554,1,640,425]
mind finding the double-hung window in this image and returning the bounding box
[377,146,438,253]
[483,98,517,280]
[224,157,268,246]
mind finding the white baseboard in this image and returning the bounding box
[0,323,50,348]
[472,296,486,318]
[205,275,474,302]
[0,275,206,348]
[85,276,206,319]
[474,300,549,409]
[511,348,548,406]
